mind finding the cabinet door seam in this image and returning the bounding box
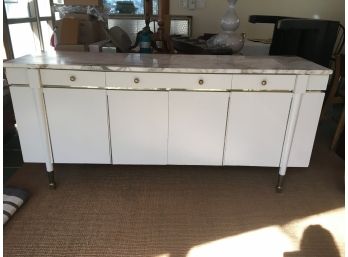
[222,93,231,166]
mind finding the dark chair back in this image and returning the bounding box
[249,15,342,68]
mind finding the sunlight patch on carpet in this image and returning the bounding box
[187,207,344,257]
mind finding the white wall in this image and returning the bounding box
[170,0,345,38]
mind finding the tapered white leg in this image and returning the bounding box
[28,69,56,189]
[277,76,308,192]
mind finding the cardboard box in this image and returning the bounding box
[57,18,108,44]
[64,0,101,6]
[80,20,108,44]
[55,13,109,52]
[55,44,88,52]
[59,18,79,45]
[64,13,94,20]
[79,20,100,44]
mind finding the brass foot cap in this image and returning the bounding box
[275,186,283,193]
[48,182,56,190]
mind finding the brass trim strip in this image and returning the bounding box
[40,85,301,93]
[230,89,293,93]
[306,90,326,93]
[10,84,30,87]
[42,85,231,92]
[43,85,106,90]
[106,88,231,92]
[106,87,169,91]
[169,88,231,92]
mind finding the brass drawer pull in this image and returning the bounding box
[134,78,140,84]
[69,75,76,82]
[261,80,267,86]
[199,79,204,85]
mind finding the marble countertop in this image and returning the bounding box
[3,52,332,75]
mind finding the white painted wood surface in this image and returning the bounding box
[224,92,292,166]
[106,72,232,90]
[8,64,328,176]
[288,93,325,167]
[28,69,55,172]
[232,75,296,90]
[278,75,308,175]
[168,91,229,165]
[307,75,329,90]
[43,88,110,163]
[5,68,28,85]
[40,69,105,87]
[10,86,46,162]
[108,90,168,164]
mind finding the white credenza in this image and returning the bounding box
[4,52,331,191]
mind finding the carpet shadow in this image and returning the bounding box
[284,225,341,257]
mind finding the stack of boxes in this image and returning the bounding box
[55,0,110,52]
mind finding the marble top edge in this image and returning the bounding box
[3,52,333,75]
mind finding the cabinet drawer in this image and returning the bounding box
[6,68,28,85]
[40,69,105,87]
[307,75,329,90]
[232,75,296,90]
[106,72,232,90]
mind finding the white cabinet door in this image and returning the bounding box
[224,92,292,166]
[168,91,229,165]
[288,93,325,167]
[108,90,168,165]
[10,86,46,162]
[43,88,111,164]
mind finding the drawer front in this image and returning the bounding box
[40,69,105,87]
[106,72,232,90]
[232,75,296,90]
[307,75,329,90]
[6,68,28,85]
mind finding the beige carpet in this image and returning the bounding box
[3,124,345,257]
